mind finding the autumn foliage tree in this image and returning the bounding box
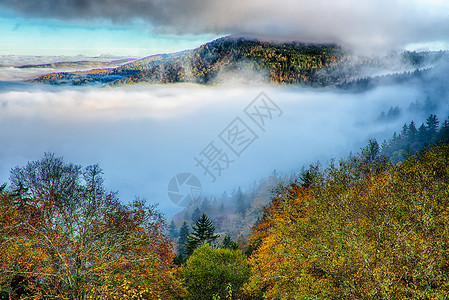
[0,153,183,299]
[246,143,449,299]
[0,185,31,299]
[180,245,250,300]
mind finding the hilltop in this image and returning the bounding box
[32,36,448,87]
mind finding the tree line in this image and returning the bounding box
[38,36,449,87]
[380,113,449,162]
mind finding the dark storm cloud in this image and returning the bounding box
[0,0,193,23]
[1,0,449,51]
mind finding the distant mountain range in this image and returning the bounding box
[18,58,134,70]
[31,36,449,88]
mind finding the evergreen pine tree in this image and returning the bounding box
[299,167,315,188]
[426,114,439,133]
[408,121,417,143]
[438,119,449,144]
[235,187,246,214]
[426,114,440,142]
[168,220,178,239]
[361,139,380,165]
[200,198,211,213]
[177,221,189,256]
[388,131,399,153]
[220,235,239,250]
[174,221,190,265]
[418,123,428,144]
[392,131,398,142]
[191,207,202,223]
[186,213,219,255]
[400,123,408,140]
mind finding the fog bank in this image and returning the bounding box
[1,81,445,216]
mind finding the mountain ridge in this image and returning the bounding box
[32,36,449,88]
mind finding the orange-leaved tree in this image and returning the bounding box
[1,153,183,300]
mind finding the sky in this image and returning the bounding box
[0,13,219,56]
[1,0,449,56]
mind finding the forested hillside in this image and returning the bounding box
[2,115,449,299]
[32,36,448,87]
[169,114,449,249]
[169,174,287,247]
[246,141,449,299]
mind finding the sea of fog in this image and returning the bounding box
[0,65,445,216]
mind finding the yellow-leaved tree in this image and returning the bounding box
[245,143,449,299]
